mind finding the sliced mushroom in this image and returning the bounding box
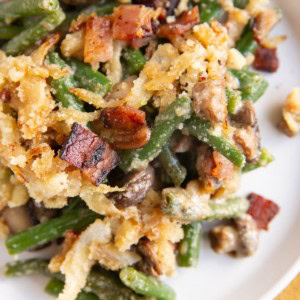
[110,166,155,208]
[209,214,259,257]
[2,206,34,234]
[192,79,227,125]
[231,100,257,127]
[209,225,239,254]
[234,126,260,162]
[196,144,235,192]
[136,237,162,276]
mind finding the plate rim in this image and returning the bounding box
[261,257,300,299]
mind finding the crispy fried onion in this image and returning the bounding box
[99,106,151,149]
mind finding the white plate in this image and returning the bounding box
[1,1,300,299]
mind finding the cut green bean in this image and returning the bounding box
[199,0,224,24]
[47,52,85,111]
[229,68,268,102]
[0,26,23,40]
[45,278,98,300]
[122,48,146,75]
[5,209,98,254]
[162,189,249,221]
[186,115,245,167]
[242,148,274,173]
[4,259,53,278]
[3,9,65,56]
[233,0,249,9]
[67,58,112,96]
[120,96,192,171]
[0,0,59,25]
[120,267,176,300]
[5,259,144,300]
[159,145,187,186]
[235,30,258,56]
[178,222,202,267]
[45,278,65,297]
[226,89,241,114]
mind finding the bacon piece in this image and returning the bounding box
[0,88,11,102]
[253,47,279,73]
[100,106,151,150]
[112,5,154,42]
[158,7,199,39]
[60,123,119,186]
[247,193,280,230]
[101,106,146,130]
[84,15,113,64]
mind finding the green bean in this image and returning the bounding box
[5,259,144,300]
[199,0,224,24]
[82,2,119,17]
[159,145,187,186]
[162,190,249,221]
[120,267,176,300]
[229,68,268,102]
[21,16,43,28]
[3,9,65,56]
[47,52,85,111]
[233,0,249,9]
[120,96,192,171]
[4,259,53,277]
[45,278,99,300]
[178,222,202,267]
[66,58,112,96]
[207,198,249,221]
[0,26,23,40]
[5,209,98,254]
[226,89,241,114]
[186,115,245,167]
[242,148,274,173]
[0,0,59,25]
[45,278,65,297]
[122,48,146,75]
[235,30,258,56]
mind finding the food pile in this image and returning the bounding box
[0,0,284,299]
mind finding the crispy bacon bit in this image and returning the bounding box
[253,47,279,73]
[60,123,119,186]
[100,106,151,149]
[158,7,199,39]
[112,5,154,42]
[101,106,146,130]
[247,193,280,230]
[137,237,163,276]
[0,88,11,102]
[84,15,113,64]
